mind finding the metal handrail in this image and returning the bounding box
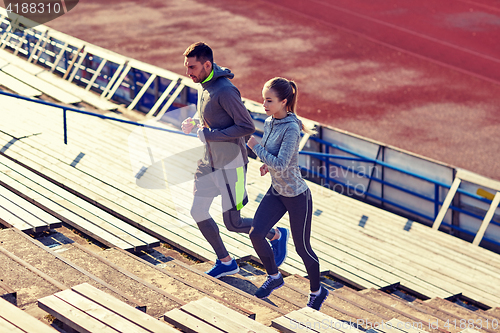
[0,90,196,145]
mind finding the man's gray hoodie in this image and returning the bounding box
[252,113,308,197]
[199,63,255,169]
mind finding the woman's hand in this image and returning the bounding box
[247,135,259,149]
[260,164,269,176]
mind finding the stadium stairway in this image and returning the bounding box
[0,85,500,331]
[1,91,500,306]
[1,221,498,332]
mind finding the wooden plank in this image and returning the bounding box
[297,307,365,333]
[164,308,223,333]
[280,310,342,333]
[432,177,461,230]
[50,42,68,73]
[68,50,88,83]
[128,74,157,110]
[180,300,260,333]
[85,58,107,90]
[193,297,276,333]
[38,295,120,333]
[0,184,62,228]
[0,205,35,231]
[0,49,45,75]
[0,192,49,231]
[0,297,59,332]
[271,316,319,333]
[309,210,500,303]
[0,185,60,227]
[37,71,118,110]
[456,169,500,192]
[147,79,177,116]
[0,71,42,97]
[0,318,24,333]
[112,249,258,320]
[71,283,177,333]
[63,45,85,80]
[69,243,186,307]
[105,63,130,100]
[53,289,151,333]
[472,191,500,246]
[0,155,158,251]
[1,65,81,104]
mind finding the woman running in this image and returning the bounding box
[247,77,328,310]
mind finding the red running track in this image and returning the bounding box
[37,0,500,180]
[267,0,500,83]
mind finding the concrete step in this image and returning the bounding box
[425,298,498,333]
[359,288,462,333]
[253,274,386,330]
[133,256,288,326]
[0,281,16,306]
[51,242,187,318]
[194,260,303,315]
[483,307,500,320]
[0,243,61,321]
[84,246,260,319]
[0,228,153,314]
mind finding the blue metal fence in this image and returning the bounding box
[249,113,500,247]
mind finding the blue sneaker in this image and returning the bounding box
[271,227,289,267]
[205,259,240,279]
[255,274,284,299]
[307,286,329,310]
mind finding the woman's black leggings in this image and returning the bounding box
[249,186,320,292]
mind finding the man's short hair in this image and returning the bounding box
[183,42,213,65]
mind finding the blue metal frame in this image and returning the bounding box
[297,137,500,246]
[250,113,497,230]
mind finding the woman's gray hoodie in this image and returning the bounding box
[252,113,308,197]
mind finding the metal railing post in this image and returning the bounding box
[434,183,440,219]
[63,108,68,145]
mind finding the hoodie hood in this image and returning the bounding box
[272,112,303,130]
[202,63,234,87]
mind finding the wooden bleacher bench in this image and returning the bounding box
[164,296,277,333]
[38,282,178,333]
[0,184,62,232]
[272,307,365,333]
[0,153,161,251]
[0,48,117,110]
[0,71,42,97]
[36,71,118,111]
[0,297,58,332]
[1,64,81,105]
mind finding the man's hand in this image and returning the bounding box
[197,125,206,143]
[181,117,196,134]
[247,135,259,149]
[260,164,269,176]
